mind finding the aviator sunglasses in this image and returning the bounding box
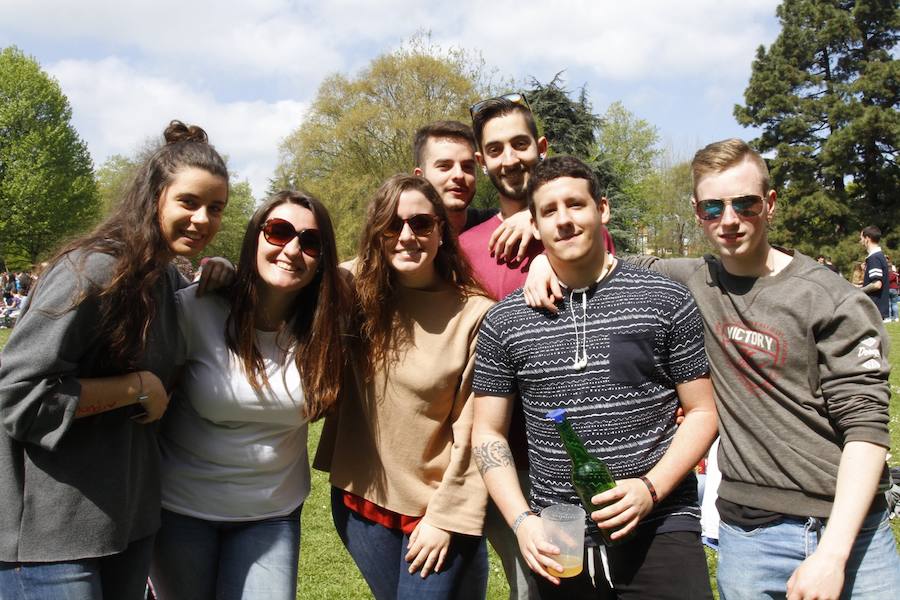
[695,195,766,221]
[260,218,323,258]
[469,92,531,119]
[382,214,441,238]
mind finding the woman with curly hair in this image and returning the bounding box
[0,121,228,599]
[150,191,348,600]
[316,174,493,599]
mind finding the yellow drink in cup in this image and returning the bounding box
[541,503,586,579]
[555,553,584,578]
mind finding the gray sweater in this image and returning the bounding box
[0,251,185,562]
[631,250,891,518]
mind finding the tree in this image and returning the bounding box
[527,74,601,158]
[199,179,257,265]
[594,102,662,253]
[96,154,139,216]
[0,46,100,266]
[735,0,899,255]
[633,154,710,257]
[273,35,504,257]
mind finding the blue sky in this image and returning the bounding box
[0,0,781,197]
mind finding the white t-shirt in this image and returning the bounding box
[159,287,310,521]
[701,437,722,540]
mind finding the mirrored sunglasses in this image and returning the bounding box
[695,195,766,221]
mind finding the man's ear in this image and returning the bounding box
[537,137,548,159]
[475,151,488,175]
[690,197,701,225]
[764,189,777,224]
[413,167,423,177]
[599,197,611,225]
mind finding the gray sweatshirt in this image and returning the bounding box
[0,251,184,561]
[631,250,891,518]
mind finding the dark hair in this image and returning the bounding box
[355,174,484,377]
[471,98,539,152]
[225,191,348,421]
[526,155,602,216]
[44,120,228,369]
[862,225,882,243]
[412,120,476,167]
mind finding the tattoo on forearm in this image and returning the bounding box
[473,441,514,475]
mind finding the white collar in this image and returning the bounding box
[867,245,883,257]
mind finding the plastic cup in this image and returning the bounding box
[541,503,586,578]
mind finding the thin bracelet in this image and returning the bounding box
[512,510,534,534]
[135,372,149,408]
[640,475,659,504]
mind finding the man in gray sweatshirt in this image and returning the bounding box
[525,138,900,598]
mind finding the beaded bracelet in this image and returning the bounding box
[512,510,534,534]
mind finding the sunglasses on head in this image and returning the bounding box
[695,195,766,221]
[382,214,440,238]
[260,218,323,258]
[469,92,531,119]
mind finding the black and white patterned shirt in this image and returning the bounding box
[473,262,709,537]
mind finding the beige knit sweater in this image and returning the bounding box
[315,283,493,536]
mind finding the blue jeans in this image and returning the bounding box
[149,506,302,600]
[331,487,488,600]
[717,509,900,599]
[890,289,898,320]
[0,535,154,600]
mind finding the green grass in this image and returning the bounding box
[297,323,900,599]
[0,322,897,599]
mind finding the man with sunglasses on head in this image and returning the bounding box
[412,120,535,260]
[456,95,549,600]
[525,138,900,598]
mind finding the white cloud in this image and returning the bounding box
[4,0,784,196]
[48,57,307,197]
[4,1,781,84]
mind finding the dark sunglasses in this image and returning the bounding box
[382,214,440,238]
[695,195,766,221]
[469,92,531,119]
[260,218,323,258]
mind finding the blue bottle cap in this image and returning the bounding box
[546,408,566,423]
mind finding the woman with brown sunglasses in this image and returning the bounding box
[0,121,229,599]
[314,174,493,599]
[149,191,348,600]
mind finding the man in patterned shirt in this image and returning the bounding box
[471,155,718,599]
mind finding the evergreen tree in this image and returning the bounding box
[735,0,899,253]
[0,46,100,266]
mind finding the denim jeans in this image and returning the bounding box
[717,509,900,599]
[331,487,488,600]
[149,506,302,600]
[890,289,898,320]
[0,535,154,600]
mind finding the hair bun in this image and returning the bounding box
[163,120,208,145]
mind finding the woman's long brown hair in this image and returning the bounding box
[40,121,228,370]
[354,174,484,378]
[225,191,349,421]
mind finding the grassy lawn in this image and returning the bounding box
[0,322,897,599]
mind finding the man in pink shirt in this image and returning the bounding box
[412,120,535,260]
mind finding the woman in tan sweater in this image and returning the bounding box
[315,174,493,599]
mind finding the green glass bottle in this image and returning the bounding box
[546,408,619,546]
